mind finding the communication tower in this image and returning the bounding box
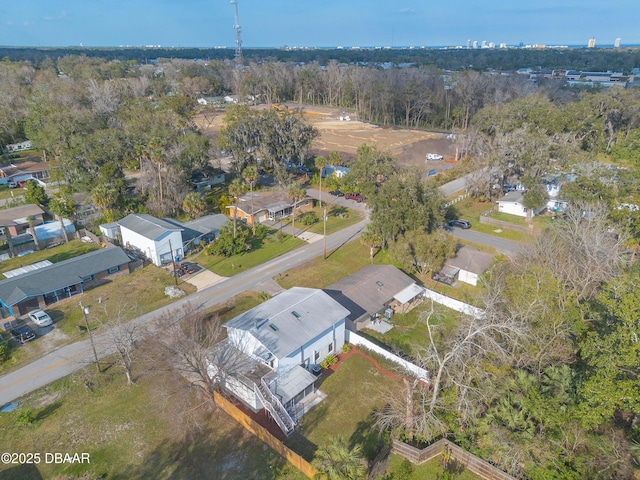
[230,0,243,66]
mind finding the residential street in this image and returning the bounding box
[0,218,367,406]
[0,176,516,406]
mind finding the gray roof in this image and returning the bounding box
[0,204,44,226]
[118,214,182,241]
[225,287,349,360]
[497,190,525,204]
[0,247,130,307]
[445,246,494,275]
[324,265,416,322]
[163,214,229,243]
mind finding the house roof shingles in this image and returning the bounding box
[225,287,349,360]
[0,247,130,307]
[0,204,44,226]
[445,246,494,275]
[324,265,416,322]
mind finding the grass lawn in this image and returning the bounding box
[196,233,306,277]
[361,301,466,358]
[0,239,101,275]
[275,239,394,290]
[0,361,305,480]
[286,353,404,462]
[386,452,481,479]
[0,264,197,376]
[281,203,364,236]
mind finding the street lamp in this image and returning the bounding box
[79,302,100,373]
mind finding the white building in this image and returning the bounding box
[118,214,184,266]
[209,287,349,436]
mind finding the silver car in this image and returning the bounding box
[28,309,53,327]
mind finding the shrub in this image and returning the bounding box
[319,353,338,369]
[14,407,34,426]
[341,343,351,353]
[300,212,319,226]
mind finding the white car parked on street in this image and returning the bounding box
[28,309,53,327]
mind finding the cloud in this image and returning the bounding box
[398,7,415,13]
[43,11,68,21]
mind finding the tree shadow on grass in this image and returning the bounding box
[349,410,384,460]
[35,401,61,422]
[110,422,289,480]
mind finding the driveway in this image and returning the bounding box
[182,269,227,290]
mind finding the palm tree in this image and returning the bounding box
[315,156,327,208]
[229,178,247,238]
[287,182,306,238]
[48,191,74,244]
[27,215,40,251]
[312,436,366,480]
[242,166,258,231]
[182,192,207,219]
[359,227,382,262]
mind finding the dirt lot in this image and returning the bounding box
[194,102,456,174]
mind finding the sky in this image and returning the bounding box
[2,1,640,49]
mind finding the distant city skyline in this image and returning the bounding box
[2,1,639,49]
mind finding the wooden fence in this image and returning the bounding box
[212,391,317,478]
[392,438,516,480]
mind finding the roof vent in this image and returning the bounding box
[291,311,301,318]
[376,281,384,287]
[269,324,279,331]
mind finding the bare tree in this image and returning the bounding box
[375,300,527,440]
[96,302,142,385]
[146,304,227,402]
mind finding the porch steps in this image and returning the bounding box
[255,380,296,436]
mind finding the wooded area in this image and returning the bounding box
[1,50,640,479]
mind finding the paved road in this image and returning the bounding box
[0,175,510,405]
[448,227,519,255]
[0,218,367,406]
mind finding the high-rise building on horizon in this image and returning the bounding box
[614,37,621,48]
[588,37,596,48]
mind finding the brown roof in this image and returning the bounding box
[0,204,45,225]
[234,190,309,215]
[0,160,51,178]
[324,265,416,321]
[445,246,494,275]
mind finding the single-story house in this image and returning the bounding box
[191,169,225,192]
[324,264,423,331]
[118,214,184,266]
[0,159,52,186]
[209,287,350,435]
[496,190,545,218]
[321,164,350,179]
[0,246,130,319]
[4,141,32,153]
[443,246,494,287]
[228,191,313,226]
[0,204,45,238]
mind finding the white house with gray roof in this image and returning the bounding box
[118,214,184,266]
[209,287,349,436]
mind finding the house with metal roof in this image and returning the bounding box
[324,264,424,331]
[0,247,130,319]
[209,287,349,436]
[118,214,184,266]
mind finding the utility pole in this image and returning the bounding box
[169,239,178,286]
[79,302,100,373]
[323,207,327,259]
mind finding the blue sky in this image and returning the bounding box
[2,1,639,48]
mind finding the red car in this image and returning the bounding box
[345,193,364,202]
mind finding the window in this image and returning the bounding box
[314,351,320,362]
[328,343,334,353]
[81,275,94,282]
[107,266,120,274]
